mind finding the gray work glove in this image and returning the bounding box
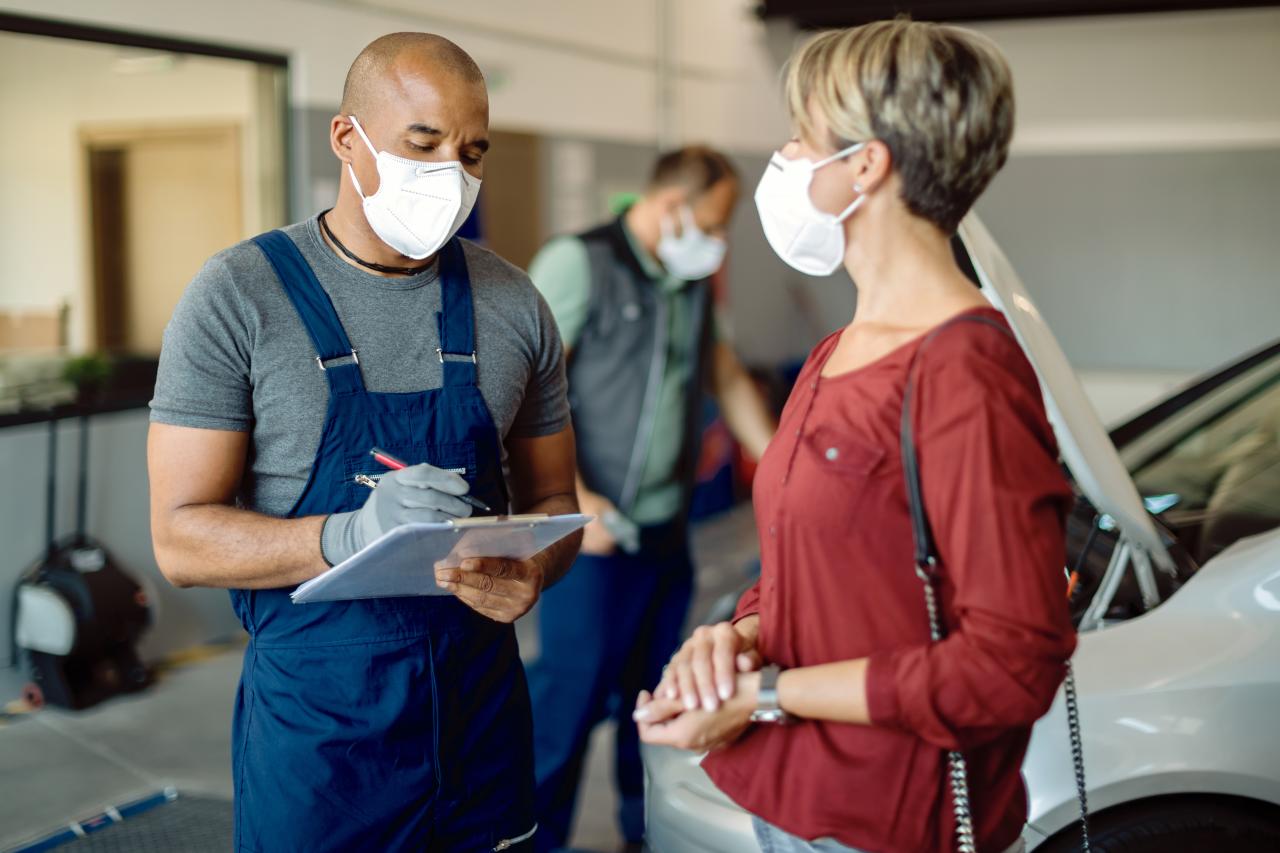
[320,463,473,565]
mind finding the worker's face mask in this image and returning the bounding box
[346,116,480,259]
[656,205,727,280]
[754,141,866,277]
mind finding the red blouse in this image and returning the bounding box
[702,308,1076,853]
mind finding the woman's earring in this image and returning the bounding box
[853,182,864,193]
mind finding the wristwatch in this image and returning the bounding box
[749,664,789,724]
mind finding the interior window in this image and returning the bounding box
[1132,376,1280,563]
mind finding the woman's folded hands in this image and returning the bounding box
[633,670,760,752]
[635,617,764,751]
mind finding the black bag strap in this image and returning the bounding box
[900,314,1011,570]
[898,312,1090,853]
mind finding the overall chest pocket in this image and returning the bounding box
[342,441,477,509]
[789,425,887,526]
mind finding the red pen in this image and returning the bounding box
[369,447,491,513]
[370,447,409,471]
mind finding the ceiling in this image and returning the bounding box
[755,0,1280,27]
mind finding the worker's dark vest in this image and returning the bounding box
[568,216,715,528]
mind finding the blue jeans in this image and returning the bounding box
[753,817,1027,853]
[526,522,694,851]
[753,817,864,853]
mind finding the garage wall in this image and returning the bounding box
[976,148,1280,373]
[968,7,1280,382]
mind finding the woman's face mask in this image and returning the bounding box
[754,141,865,277]
[346,116,481,260]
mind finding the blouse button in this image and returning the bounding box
[769,525,776,536]
[825,447,839,461]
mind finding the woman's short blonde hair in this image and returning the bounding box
[786,18,1015,233]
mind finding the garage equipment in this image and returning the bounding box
[10,412,151,709]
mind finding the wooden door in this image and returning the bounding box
[87,126,243,354]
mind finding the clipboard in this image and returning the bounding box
[291,514,592,604]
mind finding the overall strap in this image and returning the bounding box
[436,238,478,387]
[252,230,364,395]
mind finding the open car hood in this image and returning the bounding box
[958,215,1174,571]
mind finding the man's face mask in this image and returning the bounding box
[656,206,727,281]
[347,116,480,259]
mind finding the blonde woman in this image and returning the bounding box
[636,19,1076,853]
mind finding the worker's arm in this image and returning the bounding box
[507,425,582,589]
[528,237,629,555]
[528,236,591,352]
[710,341,776,461]
[435,426,582,621]
[148,423,328,589]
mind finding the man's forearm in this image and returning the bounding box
[525,492,582,589]
[155,504,328,590]
[718,369,776,461]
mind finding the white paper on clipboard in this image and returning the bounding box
[291,514,592,604]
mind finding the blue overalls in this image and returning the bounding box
[229,231,537,852]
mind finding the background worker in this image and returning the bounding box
[148,33,578,852]
[525,146,776,852]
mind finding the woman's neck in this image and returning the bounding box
[843,210,983,329]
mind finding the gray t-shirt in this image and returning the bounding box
[150,215,570,517]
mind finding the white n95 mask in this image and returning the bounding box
[656,206,727,280]
[347,116,481,259]
[754,142,866,276]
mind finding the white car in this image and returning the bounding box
[641,216,1280,853]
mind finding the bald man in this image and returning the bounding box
[148,33,578,851]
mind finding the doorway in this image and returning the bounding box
[85,125,244,354]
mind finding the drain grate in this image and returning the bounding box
[8,792,232,853]
[67,796,232,852]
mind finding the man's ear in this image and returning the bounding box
[851,139,893,195]
[330,115,356,164]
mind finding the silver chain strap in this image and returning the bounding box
[916,560,1091,852]
[1063,661,1091,851]
[916,561,978,853]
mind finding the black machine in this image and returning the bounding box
[10,413,151,709]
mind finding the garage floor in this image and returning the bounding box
[0,505,759,853]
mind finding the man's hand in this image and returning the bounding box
[634,670,760,752]
[435,556,544,623]
[576,488,620,556]
[322,463,472,565]
[656,618,762,713]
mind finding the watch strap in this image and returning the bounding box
[749,664,788,724]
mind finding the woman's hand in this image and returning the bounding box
[656,617,762,713]
[634,670,760,752]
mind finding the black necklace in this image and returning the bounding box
[319,210,430,276]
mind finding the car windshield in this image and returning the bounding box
[1131,374,1280,564]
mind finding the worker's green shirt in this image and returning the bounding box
[530,221,710,525]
